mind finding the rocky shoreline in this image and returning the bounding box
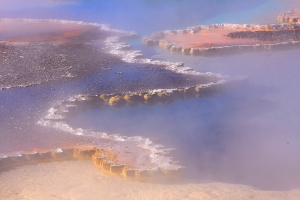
[0,82,230,181]
[0,19,234,182]
[32,79,233,181]
[0,146,186,181]
[224,29,300,41]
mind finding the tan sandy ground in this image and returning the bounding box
[0,160,299,200]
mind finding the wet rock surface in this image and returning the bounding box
[0,42,120,90]
[224,29,300,41]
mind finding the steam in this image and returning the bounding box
[1,0,300,195]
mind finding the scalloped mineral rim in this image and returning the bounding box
[0,146,186,181]
[1,82,242,181]
[33,80,235,181]
[0,18,243,181]
[142,23,300,56]
[278,8,300,23]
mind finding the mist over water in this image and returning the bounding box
[147,47,300,190]
[0,0,287,34]
[1,0,300,199]
[70,48,300,190]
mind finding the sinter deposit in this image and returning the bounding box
[143,23,300,56]
[0,19,235,182]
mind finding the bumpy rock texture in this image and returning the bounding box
[0,146,185,181]
[143,23,300,56]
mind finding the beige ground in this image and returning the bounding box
[0,160,299,200]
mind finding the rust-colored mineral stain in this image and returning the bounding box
[0,144,185,181]
[163,29,275,49]
[0,20,96,42]
[6,28,92,42]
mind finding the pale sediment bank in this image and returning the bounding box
[1,160,299,200]
[143,23,300,56]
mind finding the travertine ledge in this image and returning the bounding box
[36,79,245,182]
[143,23,300,56]
[3,82,221,181]
[0,146,185,181]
